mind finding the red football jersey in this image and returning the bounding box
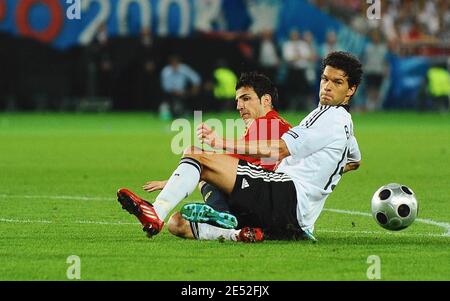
[230,110,291,170]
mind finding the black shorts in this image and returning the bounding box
[228,160,305,240]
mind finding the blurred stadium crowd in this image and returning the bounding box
[313,0,450,56]
[0,0,448,115]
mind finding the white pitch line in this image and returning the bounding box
[0,217,138,226]
[323,208,371,217]
[0,194,111,201]
[0,217,446,238]
[0,194,449,237]
[0,218,52,224]
[316,229,448,238]
[323,208,450,237]
[74,220,138,225]
[414,218,450,236]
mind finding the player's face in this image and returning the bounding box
[319,66,356,106]
[235,87,265,121]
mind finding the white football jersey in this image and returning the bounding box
[276,104,361,232]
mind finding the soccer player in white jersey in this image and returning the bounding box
[117,51,363,242]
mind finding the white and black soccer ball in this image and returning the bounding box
[371,183,418,231]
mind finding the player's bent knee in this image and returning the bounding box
[168,212,193,239]
[167,212,183,236]
[182,147,208,168]
[182,146,202,156]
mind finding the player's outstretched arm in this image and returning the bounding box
[143,180,168,192]
[197,123,290,160]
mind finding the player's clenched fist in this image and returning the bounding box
[197,123,221,148]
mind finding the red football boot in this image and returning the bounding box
[117,188,164,237]
[237,227,264,242]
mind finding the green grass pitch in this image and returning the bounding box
[0,111,449,280]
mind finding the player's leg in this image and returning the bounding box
[167,212,195,239]
[201,183,231,213]
[152,147,238,223]
[180,182,235,229]
[188,147,238,195]
[168,212,238,240]
[167,212,263,242]
[180,203,237,229]
[118,147,239,237]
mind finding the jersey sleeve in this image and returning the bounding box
[281,112,346,159]
[347,136,361,163]
[282,126,327,159]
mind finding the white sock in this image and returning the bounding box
[192,222,240,241]
[153,158,201,221]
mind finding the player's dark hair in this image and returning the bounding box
[236,72,279,109]
[322,51,363,88]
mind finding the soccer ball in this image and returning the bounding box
[371,183,418,231]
